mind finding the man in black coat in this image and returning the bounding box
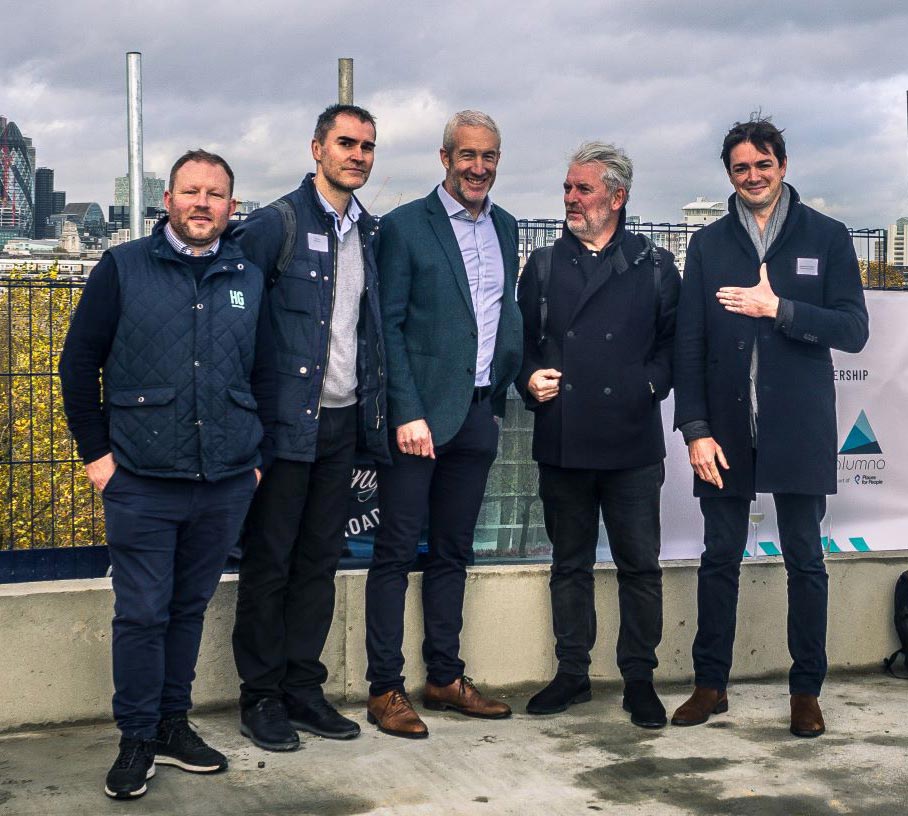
[671,117,869,737]
[517,142,681,727]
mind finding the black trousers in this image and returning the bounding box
[538,462,664,682]
[104,468,256,738]
[365,399,499,696]
[232,405,357,709]
[693,493,828,696]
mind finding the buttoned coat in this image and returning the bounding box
[673,186,869,498]
[379,188,523,446]
[517,223,681,470]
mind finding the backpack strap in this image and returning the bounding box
[631,234,662,322]
[534,245,554,349]
[266,197,297,289]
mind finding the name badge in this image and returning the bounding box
[796,257,819,276]
[307,233,329,252]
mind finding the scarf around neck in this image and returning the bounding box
[733,183,790,446]
[735,183,790,261]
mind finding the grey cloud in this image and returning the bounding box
[2,0,906,226]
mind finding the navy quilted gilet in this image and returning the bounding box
[103,223,265,481]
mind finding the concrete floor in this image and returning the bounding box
[0,673,905,816]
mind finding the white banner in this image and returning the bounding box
[636,290,907,561]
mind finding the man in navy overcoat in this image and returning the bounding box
[672,117,869,737]
[364,110,522,738]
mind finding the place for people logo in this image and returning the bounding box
[838,409,884,486]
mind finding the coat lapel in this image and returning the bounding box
[426,190,475,319]
[490,204,518,291]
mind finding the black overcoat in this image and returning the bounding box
[517,222,681,470]
[673,186,869,498]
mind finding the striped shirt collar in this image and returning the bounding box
[164,221,220,256]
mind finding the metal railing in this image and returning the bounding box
[1,222,903,562]
[518,221,902,288]
[1,275,104,553]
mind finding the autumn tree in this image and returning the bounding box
[1,264,103,550]
[859,259,905,289]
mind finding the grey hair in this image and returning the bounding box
[442,110,501,154]
[568,142,633,199]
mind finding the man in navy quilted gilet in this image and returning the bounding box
[60,150,277,800]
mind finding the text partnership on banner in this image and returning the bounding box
[649,291,907,561]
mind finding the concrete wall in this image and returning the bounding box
[0,552,903,731]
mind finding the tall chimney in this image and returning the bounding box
[338,58,354,104]
[126,52,144,240]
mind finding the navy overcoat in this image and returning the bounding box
[517,223,681,470]
[673,186,869,498]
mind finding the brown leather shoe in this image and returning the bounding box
[423,676,512,719]
[366,690,428,739]
[670,686,729,726]
[790,693,825,738]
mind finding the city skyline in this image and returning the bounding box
[2,2,907,226]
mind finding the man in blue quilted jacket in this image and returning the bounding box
[59,149,277,800]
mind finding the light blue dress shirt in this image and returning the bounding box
[436,183,504,388]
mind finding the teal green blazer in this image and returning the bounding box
[378,188,523,446]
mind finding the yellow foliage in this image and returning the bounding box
[859,259,905,289]
[1,263,104,549]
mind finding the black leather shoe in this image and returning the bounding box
[622,681,667,729]
[240,699,300,752]
[288,697,361,740]
[526,674,592,715]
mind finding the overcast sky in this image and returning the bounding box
[3,1,907,225]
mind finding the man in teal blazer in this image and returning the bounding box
[365,110,522,738]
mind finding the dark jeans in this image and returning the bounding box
[693,493,828,696]
[103,467,256,739]
[232,405,357,709]
[539,462,664,682]
[365,398,499,696]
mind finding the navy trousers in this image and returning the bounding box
[365,398,499,696]
[233,405,357,710]
[103,467,256,738]
[539,462,664,681]
[693,493,828,696]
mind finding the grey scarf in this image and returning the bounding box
[735,184,790,443]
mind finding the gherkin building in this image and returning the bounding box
[0,116,35,244]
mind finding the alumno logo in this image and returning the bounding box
[838,410,885,485]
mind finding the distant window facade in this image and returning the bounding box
[0,117,35,244]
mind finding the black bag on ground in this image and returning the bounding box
[883,570,908,679]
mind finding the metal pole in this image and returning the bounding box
[338,58,354,104]
[126,52,144,240]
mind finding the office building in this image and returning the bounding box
[0,115,35,245]
[886,218,908,268]
[34,167,54,239]
[114,172,165,209]
[682,197,726,226]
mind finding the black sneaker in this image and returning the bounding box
[104,737,156,799]
[622,680,667,729]
[240,698,300,752]
[526,674,592,715]
[155,713,228,773]
[288,696,361,740]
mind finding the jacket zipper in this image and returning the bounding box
[367,229,383,430]
[315,231,338,420]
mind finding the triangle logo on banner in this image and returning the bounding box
[839,409,882,454]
